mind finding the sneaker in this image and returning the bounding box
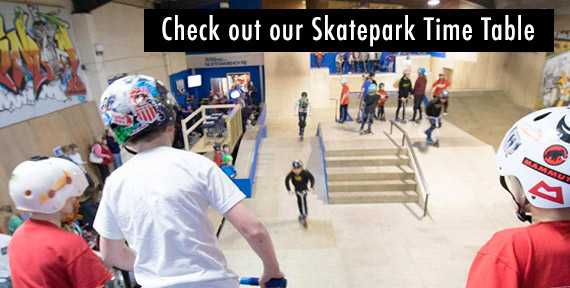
[415,119,421,124]
[427,138,436,144]
[444,112,448,115]
[395,118,400,122]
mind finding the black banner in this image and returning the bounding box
[144,9,554,52]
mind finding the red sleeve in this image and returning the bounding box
[444,80,450,88]
[67,246,112,288]
[466,252,520,288]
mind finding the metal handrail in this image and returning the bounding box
[181,104,238,151]
[389,120,430,217]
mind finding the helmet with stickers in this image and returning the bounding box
[100,75,177,146]
[497,107,570,221]
[9,157,88,214]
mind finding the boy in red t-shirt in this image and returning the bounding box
[431,72,451,115]
[431,72,450,99]
[376,83,388,121]
[8,157,111,288]
[466,107,570,288]
[339,79,350,123]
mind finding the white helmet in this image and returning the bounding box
[9,157,88,214]
[497,107,570,215]
[340,79,347,85]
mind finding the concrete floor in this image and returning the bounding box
[215,53,527,287]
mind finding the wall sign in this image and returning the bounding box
[186,52,264,69]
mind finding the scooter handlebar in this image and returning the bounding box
[240,277,287,287]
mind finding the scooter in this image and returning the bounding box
[240,278,287,287]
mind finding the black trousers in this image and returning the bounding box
[298,112,307,135]
[97,164,109,185]
[412,94,424,120]
[295,190,308,217]
[376,105,385,118]
[396,97,408,119]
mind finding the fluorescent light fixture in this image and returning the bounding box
[220,2,230,8]
[428,0,440,5]
[187,75,202,88]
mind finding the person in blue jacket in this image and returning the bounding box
[221,155,237,179]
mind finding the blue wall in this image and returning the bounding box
[192,65,263,103]
[194,0,261,9]
[232,124,267,198]
[310,52,447,73]
[311,52,394,73]
[169,70,195,104]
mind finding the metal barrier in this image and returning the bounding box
[389,120,430,217]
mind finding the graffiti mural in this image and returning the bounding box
[0,4,86,127]
[540,51,570,108]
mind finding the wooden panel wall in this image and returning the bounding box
[0,101,105,208]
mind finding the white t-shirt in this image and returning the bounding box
[69,153,86,172]
[93,146,245,288]
[0,234,10,279]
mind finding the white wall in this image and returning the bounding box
[80,2,185,104]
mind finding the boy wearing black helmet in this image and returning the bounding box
[424,91,448,146]
[285,160,315,228]
[294,92,311,140]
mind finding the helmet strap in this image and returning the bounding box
[500,176,532,223]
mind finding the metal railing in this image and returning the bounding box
[389,120,430,217]
[181,104,240,151]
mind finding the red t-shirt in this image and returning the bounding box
[432,79,450,97]
[376,91,387,106]
[340,85,350,105]
[214,151,223,167]
[466,221,570,288]
[9,219,111,288]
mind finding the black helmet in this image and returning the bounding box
[292,159,303,168]
[213,142,221,150]
[301,92,308,98]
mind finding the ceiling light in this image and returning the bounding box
[428,0,440,6]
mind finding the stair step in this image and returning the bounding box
[327,166,415,181]
[329,191,419,204]
[328,179,417,192]
[325,147,408,157]
[326,155,410,167]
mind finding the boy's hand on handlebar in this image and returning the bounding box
[260,270,285,288]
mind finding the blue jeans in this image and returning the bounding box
[113,153,122,169]
[339,105,348,122]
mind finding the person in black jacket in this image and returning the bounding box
[396,70,413,123]
[424,91,448,144]
[285,160,315,227]
[360,83,380,135]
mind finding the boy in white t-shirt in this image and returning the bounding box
[95,75,284,288]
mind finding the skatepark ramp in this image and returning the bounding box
[319,123,422,206]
